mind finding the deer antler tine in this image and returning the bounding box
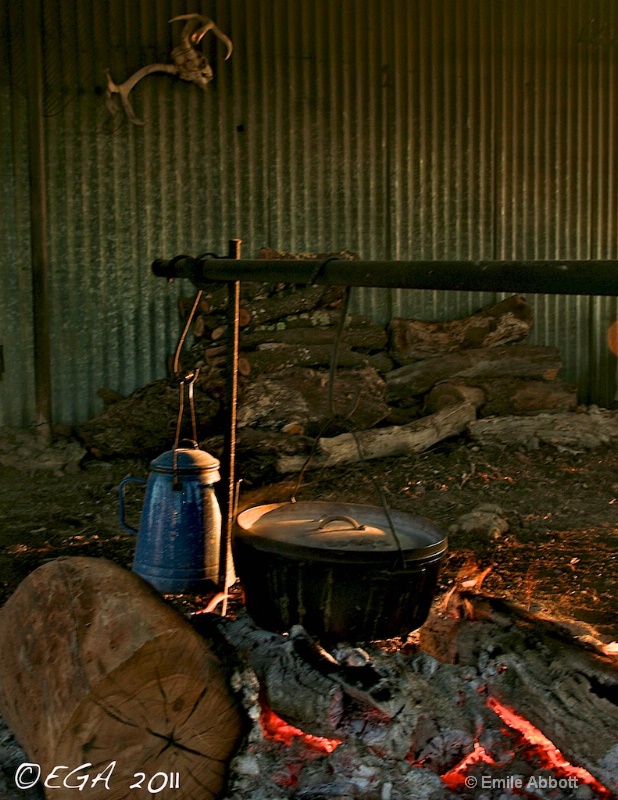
[197,22,233,60]
[104,64,179,126]
[169,14,233,60]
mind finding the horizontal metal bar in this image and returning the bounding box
[152,257,618,295]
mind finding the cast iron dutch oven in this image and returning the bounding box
[233,500,447,644]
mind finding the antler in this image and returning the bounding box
[105,64,179,126]
[169,14,233,60]
[169,14,233,90]
[105,13,233,126]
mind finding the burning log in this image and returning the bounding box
[277,399,481,472]
[389,293,533,364]
[191,611,478,766]
[420,590,618,794]
[0,558,244,799]
[193,613,346,740]
[386,344,563,401]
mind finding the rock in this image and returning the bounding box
[0,427,86,474]
[449,503,509,542]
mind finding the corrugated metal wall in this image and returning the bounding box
[1,0,617,427]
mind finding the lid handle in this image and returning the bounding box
[316,515,366,531]
[175,438,199,450]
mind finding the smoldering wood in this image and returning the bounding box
[424,378,578,417]
[419,591,618,793]
[388,294,533,365]
[194,613,346,739]
[468,407,618,449]
[277,400,480,473]
[386,344,563,400]
[237,366,390,436]
[0,558,244,800]
[192,612,477,765]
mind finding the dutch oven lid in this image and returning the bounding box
[235,501,446,560]
[150,447,220,479]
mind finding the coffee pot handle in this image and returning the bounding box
[118,477,147,534]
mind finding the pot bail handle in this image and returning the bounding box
[317,515,366,531]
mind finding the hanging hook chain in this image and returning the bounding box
[171,288,204,487]
[290,283,407,567]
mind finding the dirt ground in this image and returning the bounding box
[0,430,616,643]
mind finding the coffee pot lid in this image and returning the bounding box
[150,446,220,480]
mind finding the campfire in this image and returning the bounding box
[202,580,617,800]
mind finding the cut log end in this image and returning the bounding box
[0,558,245,800]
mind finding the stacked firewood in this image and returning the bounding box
[78,250,584,474]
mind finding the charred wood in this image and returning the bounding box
[420,591,618,793]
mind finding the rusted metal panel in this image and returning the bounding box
[0,0,617,427]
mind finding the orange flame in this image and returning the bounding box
[487,697,614,798]
[259,705,342,754]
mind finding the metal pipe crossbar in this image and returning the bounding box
[153,257,618,296]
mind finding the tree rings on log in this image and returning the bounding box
[0,557,244,800]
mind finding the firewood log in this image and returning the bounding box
[386,345,562,401]
[247,343,368,373]
[388,294,533,364]
[0,558,244,800]
[78,378,222,458]
[423,383,486,412]
[277,400,480,472]
[467,407,618,449]
[424,378,578,417]
[243,285,346,327]
[239,323,387,351]
[237,366,390,436]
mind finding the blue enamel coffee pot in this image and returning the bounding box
[119,443,230,594]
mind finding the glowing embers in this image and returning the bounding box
[487,697,614,799]
[259,704,342,755]
[440,739,496,790]
[440,697,614,798]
